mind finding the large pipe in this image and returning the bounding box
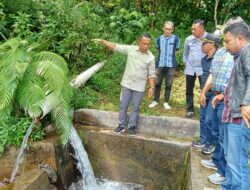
[70,61,106,88]
[41,60,106,118]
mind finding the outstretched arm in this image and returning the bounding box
[93,39,116,50]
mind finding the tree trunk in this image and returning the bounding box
[214,0,219,26]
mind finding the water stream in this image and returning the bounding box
[8,124,142,189]
[68,127,143,190]
[9,121,35,182]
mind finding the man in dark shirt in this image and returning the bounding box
[193,33,221,152]
[221,21,250,190]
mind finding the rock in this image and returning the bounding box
[0,169,50,190]
[44,124,55,134]
[0,182,4,187]
[38,163,57,183]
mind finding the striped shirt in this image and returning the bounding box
[156,34,180,68]
[210,48,234,93]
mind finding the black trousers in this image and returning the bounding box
[154,67,175,103]
[186,74,201,112]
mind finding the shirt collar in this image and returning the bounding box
[193,31,207,40]
[163,34,173,39]
[136,47,149,54]
[232,44,248,59]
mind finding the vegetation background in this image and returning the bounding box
[0,0,250,152]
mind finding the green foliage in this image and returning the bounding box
[35,0,107,73]
[11,12,33,39]
[72,87,99,109]
[0,117,45,155]
[0,38,73,145]
[110,8,148,43]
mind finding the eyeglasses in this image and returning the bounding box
[164,28,173,30]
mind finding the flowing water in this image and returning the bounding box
[9,121,35,182]
[69,127,144,190]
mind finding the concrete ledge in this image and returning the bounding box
[74,109,199,139]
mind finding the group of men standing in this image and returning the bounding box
[94,16,250,189]
[190,18,250,190]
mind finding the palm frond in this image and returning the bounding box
[0,41,30,119]
[0,38,73,144]
[0,38,21,52]
[51,101,72,144]
[34,60,67,91]
[17,66,45,116]
[40,92,60,118]
[33,51,69,73]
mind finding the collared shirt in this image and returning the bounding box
[201,54,214,89]
[114,44,156,92]
[210,48,234,93]
[183,32,207,76]
[156,34,180,68]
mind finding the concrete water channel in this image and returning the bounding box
[0,109,220,190]
[73,109,220,190]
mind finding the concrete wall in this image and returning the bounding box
[74,109,199,139]
[80,127,191,190]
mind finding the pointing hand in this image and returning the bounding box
[92,39,103,44]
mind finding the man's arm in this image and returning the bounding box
[240,49,250,128]
[93,39,116,50]
[148,77,156,98]
[200,74,212,107]
[176,37,181,51]
[183,38,189,65]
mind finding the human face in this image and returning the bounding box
[223,32,241,54]
[163,24,173,37]
[201,42,212,54]
[139,36,151,53]
[192,23,204,38]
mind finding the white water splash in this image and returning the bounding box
[68,127,144,190]
[69,127,98,190]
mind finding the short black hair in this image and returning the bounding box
[223,22,250,40]
[139,33,152,39]
[193,19,205,26]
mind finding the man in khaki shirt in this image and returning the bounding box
[94,33,156,135]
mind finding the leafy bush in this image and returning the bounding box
[72,86,98,109]
[109,8,149,43]
[0,117,45,155]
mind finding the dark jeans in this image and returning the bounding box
[154,67,175,103]
[199,92,218,145]
[211,101,226,176]
[186,74,202,112]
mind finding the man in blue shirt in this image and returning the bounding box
[183,19,207,118]
[149,21,180,110]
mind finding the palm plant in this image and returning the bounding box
[0,38,73,144]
